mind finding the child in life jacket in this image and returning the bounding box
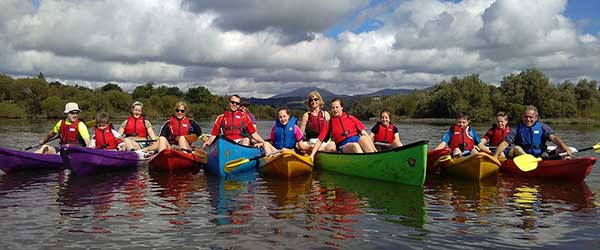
[369,110,403,150]
[92,112,124,151]
[478,112,511,158]
[435,112,482,157]
[270,107,304,150]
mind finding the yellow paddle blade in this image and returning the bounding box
[224,158,250,172]
[593,143,600,153]
[513,154,542,172]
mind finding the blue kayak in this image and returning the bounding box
[204,135,263,177]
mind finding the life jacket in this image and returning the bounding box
[448,125,475,151]
[59,119,84,146]
[373,122,396,144]
[517,121,544,156]
[219,110,248,138]
[485,124,511,146]
[329,112,361,144]
[94,124,122,149]
[123,115,148,138]
[273,116,298,149]
[168,116,190,139]
[306,110,326,139]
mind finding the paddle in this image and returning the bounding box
[24,119,97,151]
[224,150,281,173]
[513,154,542,172]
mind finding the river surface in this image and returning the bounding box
[1,119,599,249]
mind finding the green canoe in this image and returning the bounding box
[314,140,428,186]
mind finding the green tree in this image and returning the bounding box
[186,86,214,104]
[100,83,123,92]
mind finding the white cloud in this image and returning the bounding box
[0,0,599,98]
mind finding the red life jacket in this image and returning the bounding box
[448,125,475,150]
[94,124,122,149]
[373,122,396,144]
[329,112,360,144]
[59,119,82,146]
[485,125,511,146]
[220,110,247,139]
[123,115,148,138]
[306,110,326,139]
[169,116,190,138]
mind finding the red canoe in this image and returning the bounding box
[149,148,208,171]
[500,157,596,182]
[427,148,451,174]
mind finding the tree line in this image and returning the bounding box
[1,69,599,123]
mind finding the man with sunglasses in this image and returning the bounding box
[36,102,91,154]
[204,95,275,153]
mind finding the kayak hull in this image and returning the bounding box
[259,150,313,178]
[438,153,501,180]
[0,146,63,173]
[427,148,452,174]
[500,157,596,182]
[149,148,207,171]
[314,140,428,186]
[205,136,263,177]
[60,146,147,175]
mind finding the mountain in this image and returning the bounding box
[271,86,336,98]
[360,88,413,97]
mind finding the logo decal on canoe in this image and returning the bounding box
[407,157,416,167]
[226,150,230,158]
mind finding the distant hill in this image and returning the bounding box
[271,86,336,98]
[247,87,418,110]
[360,88,413,97]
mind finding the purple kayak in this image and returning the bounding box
[60,146,148,175]
[0,146,63,173]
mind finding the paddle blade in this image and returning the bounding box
[593,143,600,153]
[224,158,250,172]
[513,154,541,172]
[185,134,198,143]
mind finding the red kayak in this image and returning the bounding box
[501,157,596,182]
[149,148,207,171]
[427,148,451,174]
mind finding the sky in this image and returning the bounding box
[1,0,599,98]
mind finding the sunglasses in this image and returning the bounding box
[175,109,186,113]
[230,101,240,106]
[69,111,80,115]
[309,98,320,102]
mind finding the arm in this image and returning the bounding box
[203,117,222,147]
[117,120,126,137]
[39,130,57,145]
[78,122,92,147]
[299,112,308,135]
[549,134,574,158]
[493,141,509,159]
[435,130,451,149]
[477,138,492,154]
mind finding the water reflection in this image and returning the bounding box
[262,173,313,219]
[205,171,259,227]
[57,169,138,233]
[149,168,206,225]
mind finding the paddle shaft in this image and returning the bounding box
[24,135,59,151]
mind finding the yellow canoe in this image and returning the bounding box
[436,153,500,180]
[259,149,314,178]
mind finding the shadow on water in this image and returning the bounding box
[0,169,61,197]
[317,170,426,229]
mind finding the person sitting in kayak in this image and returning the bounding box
[298,91,336,153]
[118,101,158,151]
[369,110,403,151]
[270,107,303,150]
[92,112,124,150]
[435,112,482,157]
[494,105,574,160]
[156,101,207,153]
[309,97,376,161]
[203,95,276,154]
[36,102,91,154]
[478,111,511,158]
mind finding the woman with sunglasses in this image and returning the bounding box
[298,91,336,153]
[36,102,91,154]
[156,101,206,153]
[309,97,376,161]
[203,94,276,154]
[118,101,158,151]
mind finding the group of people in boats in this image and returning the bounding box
[35,91,575,162]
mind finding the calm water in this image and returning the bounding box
[1,119,599,249]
